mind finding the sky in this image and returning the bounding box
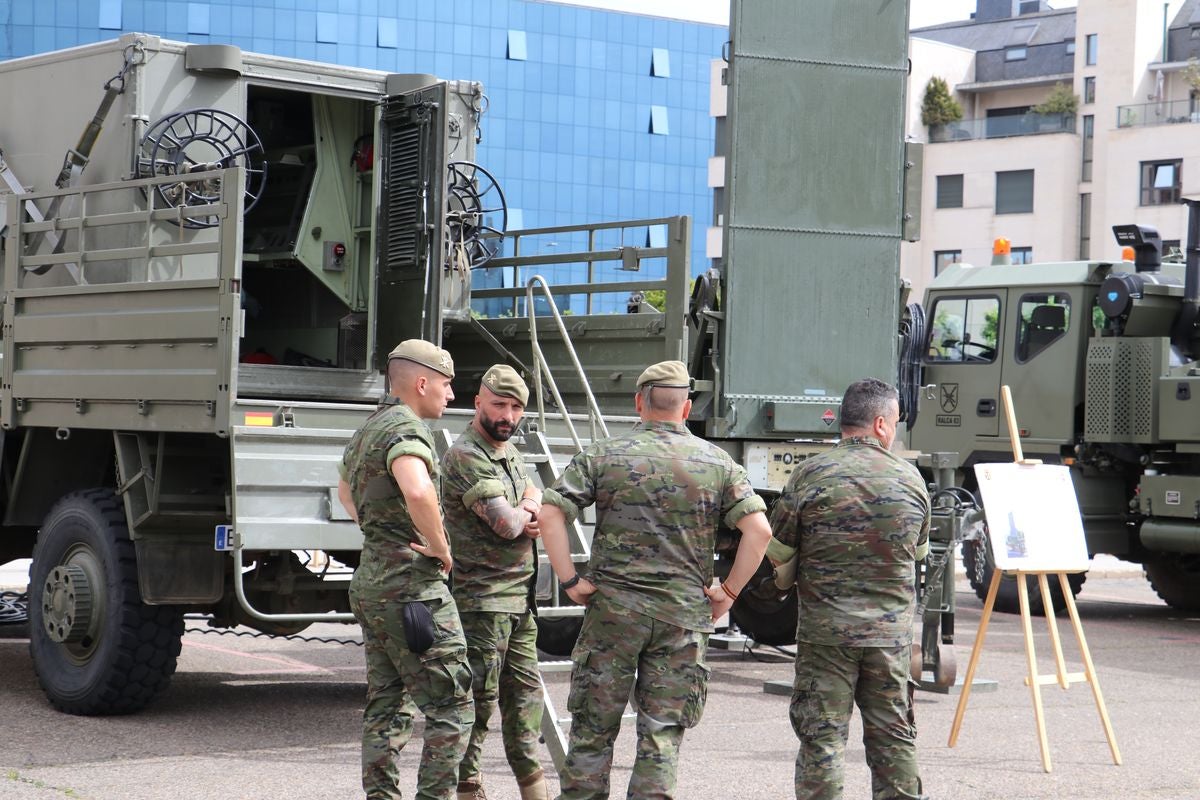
[553,0,1079,29]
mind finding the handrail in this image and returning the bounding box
[525,274,610,453]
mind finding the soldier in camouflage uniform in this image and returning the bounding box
[767,378,930,800]
[441,364,549,800]
[538,360,773,800]
[338,339,475,800]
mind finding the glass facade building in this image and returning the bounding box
[0,0,725,312]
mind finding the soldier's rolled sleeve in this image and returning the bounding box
[385,439,435,474]
[723,494,767,529]
[463,477,506,508]
[765,537,797,563]
[542,452,595,526]
[540,488,581,525]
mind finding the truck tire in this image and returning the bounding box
[535,615,583,657]
[28,489,184,715]
[1144,555,1200,611]
[962,531,1085,615]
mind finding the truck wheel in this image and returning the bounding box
[962,532,1085,615]
[1144,555,1200,611]
[28,489,184,715]
[535,615,583,657]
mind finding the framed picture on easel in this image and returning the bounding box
[973,462,1090,573]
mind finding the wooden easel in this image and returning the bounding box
[947,386,1121,773]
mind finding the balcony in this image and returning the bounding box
[1116,99,1200,128]
[928,112,1075,143]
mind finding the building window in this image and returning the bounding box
[187,3,209,35]
[99,0,121,29]
[936,174,964,209]
[1011,247,1034,264]
[1006,47,1027,61]
[1079,193,1091,260]
[1191,25,1200,39]
[1085,33,1098,65]
[1065,38,1076,54]
[1083,76,1095,104]
[507,30,528,61]
[1081,115,1094,182]
[316,12,337,43]
[377,18,397,48]
[1164,239,1182,259]
[651,48,670,77]
[1141,160,1182,206]
[650,105,670,135]
[996,169,1034,214]
[934,250,962,276]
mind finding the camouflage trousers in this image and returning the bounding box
[351,589,475,800]
[458,609,545,785]
[790,643,921,800]
[559,593,710,800]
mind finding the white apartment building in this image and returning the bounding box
[902,0,1199,299]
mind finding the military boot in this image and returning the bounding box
[517,768,549,800]
[456,780,487,800]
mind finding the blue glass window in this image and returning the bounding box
[316,12,338,43]
[187,3,210,35]
[99,0,122,30]
[650,105,669,135]
[508,29,527,60]
[651,47,670,77]
[378,18,397,48]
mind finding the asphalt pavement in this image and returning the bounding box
[2,558,1197,799]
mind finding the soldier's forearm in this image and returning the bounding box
[538,504,577,581]
[470,496,532,540]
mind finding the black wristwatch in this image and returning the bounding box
[560,573,581,590]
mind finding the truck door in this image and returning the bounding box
[374,81,452,366]
[911,292,1007,451]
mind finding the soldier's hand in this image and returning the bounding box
[411,540,453,573]
[565,577,597,605]
[704,584,735,623]
[522,516,541,539]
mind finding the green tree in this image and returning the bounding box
[1030,82,1079,116]
[981,308,998,347]
[921,77,963,127]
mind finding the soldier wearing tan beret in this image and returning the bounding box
[337,339,474,800]
[538,359,773,799]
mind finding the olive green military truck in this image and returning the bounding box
[909,211,1200,616]
[0,0,969,717]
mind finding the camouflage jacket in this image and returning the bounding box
[340,399,449,602]
[543,420,767,633]
[767,436,930,647]
[442,424,537,614]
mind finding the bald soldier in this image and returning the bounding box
[441,364,549,800]
[338,339,474,800]
[539,360,774,799]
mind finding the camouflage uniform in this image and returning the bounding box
[342,398,475,800]
[767,436,930,800]
[442,424,545,791]
[542,420,767,800]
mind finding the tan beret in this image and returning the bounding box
[480,364,529,405]
[387,339,455,378]
[636,360,691,389]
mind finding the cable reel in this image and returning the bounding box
[135,108,267,228]
[446,160,507,269]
